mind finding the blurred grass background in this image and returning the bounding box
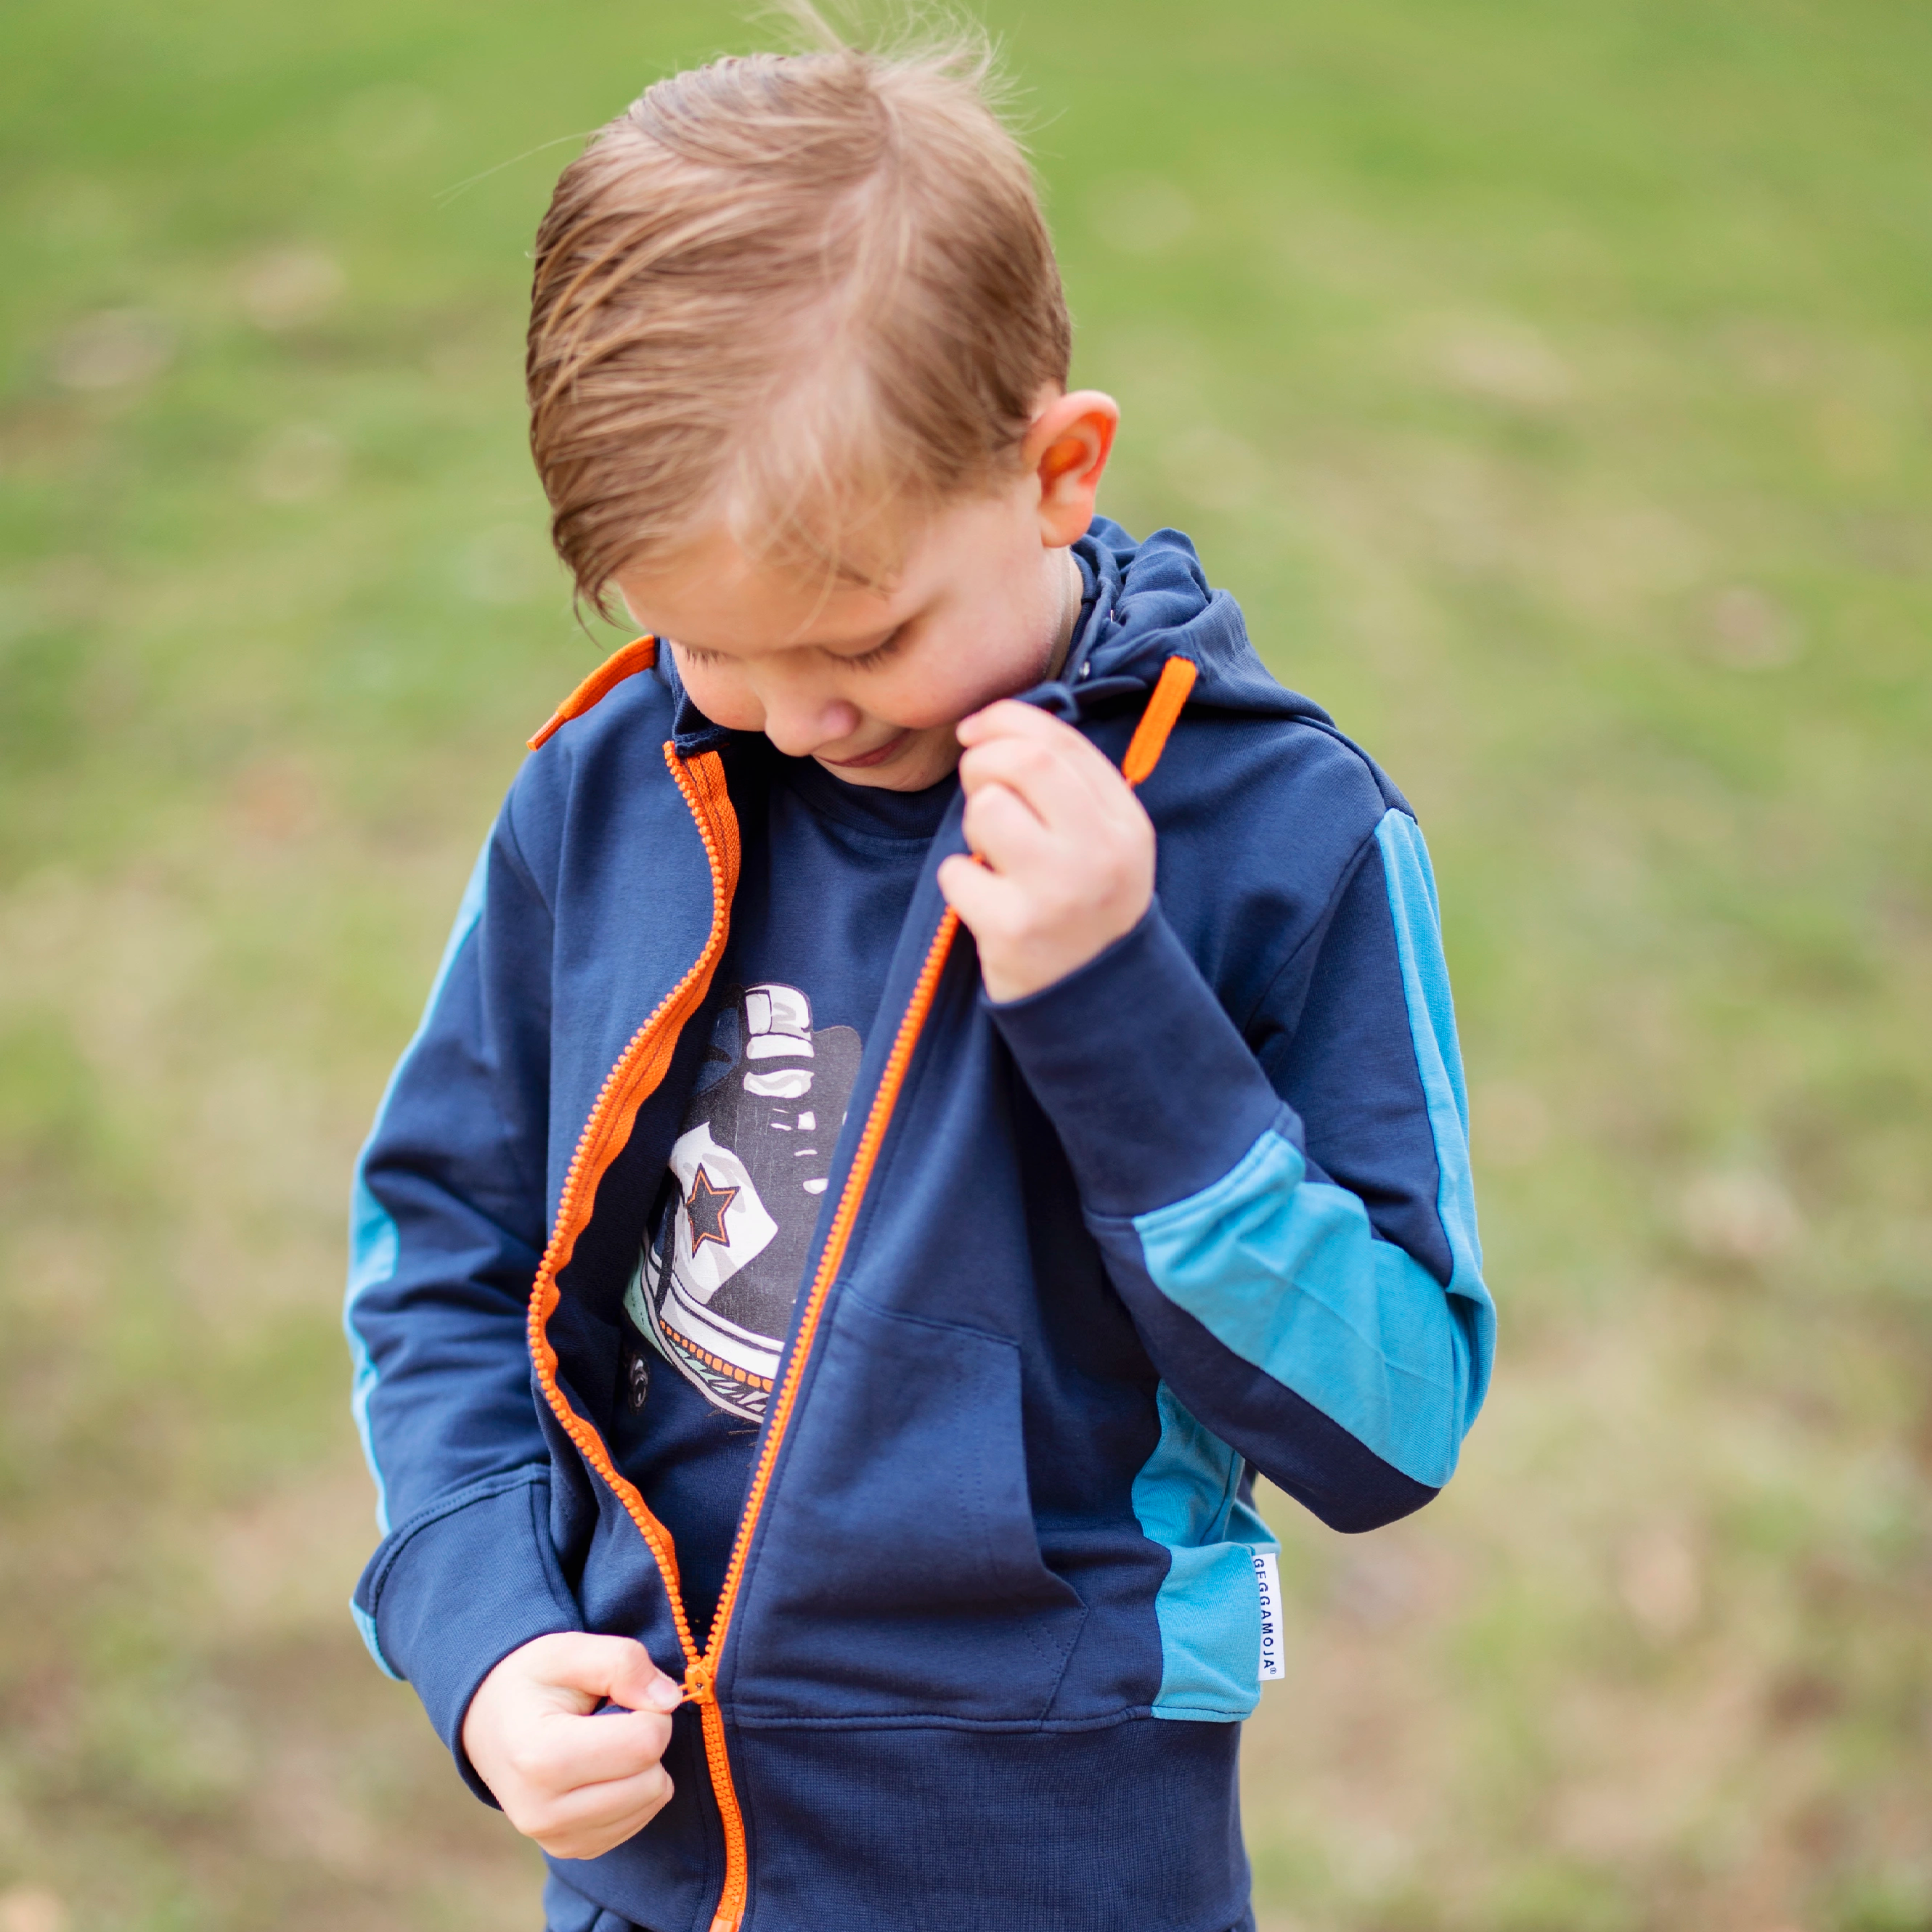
[2,0,1928,1926]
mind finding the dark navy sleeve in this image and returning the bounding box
[344,793,582,1793]
[990,810,1493,1533]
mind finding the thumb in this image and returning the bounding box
[554,1634,683,1714]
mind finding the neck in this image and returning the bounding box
[1042,547,1083,684]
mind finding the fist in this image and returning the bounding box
[937,701,1155,1003]
[461,1633,683,1859]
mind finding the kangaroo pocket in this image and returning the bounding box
[725,1287,1088,1722]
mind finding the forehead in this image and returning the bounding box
[615,522,920,658]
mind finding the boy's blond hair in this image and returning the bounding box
[527,25,1071,613]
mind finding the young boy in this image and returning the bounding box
[346,31,1492,1932]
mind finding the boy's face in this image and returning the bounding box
[614,391,1118,792]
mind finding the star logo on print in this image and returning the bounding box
[625,985,863,1424]
[683,1164,739,1252]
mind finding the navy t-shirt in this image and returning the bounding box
[608,756,958,1642]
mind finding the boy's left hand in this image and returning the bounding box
[937,701,1154,1004]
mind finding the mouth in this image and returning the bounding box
[818,730,910,771]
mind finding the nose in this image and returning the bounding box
[754,672,863,759]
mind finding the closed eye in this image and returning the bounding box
[839,627,908,672]
[672,640,727,668]
[674,629,906,671]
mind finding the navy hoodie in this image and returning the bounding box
[346,521,1494,1932]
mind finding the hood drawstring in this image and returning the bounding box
[528,635,659,751]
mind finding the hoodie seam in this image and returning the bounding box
[1235,812,1398,1040]
[523,1472,582,1627]
[726,1705,1160,1733]
[364,1467,560,1613]
[466,807,554,1230]
[500,783,556,924]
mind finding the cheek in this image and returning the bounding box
[678,659,765,730]
[871,663,987,733]
[885,629,1048,730]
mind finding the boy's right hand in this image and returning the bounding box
[461,1633,684,1859]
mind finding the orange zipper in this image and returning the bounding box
[690,904,962,1930]
[524,739,746,1900]
[524,650,1196,1932]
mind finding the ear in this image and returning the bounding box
[1022,390,1121,547]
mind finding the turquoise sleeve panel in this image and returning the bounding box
[1130,812,1493,1491]
[1374,809,1494,1414]
[351,1600,400,1682]
[343,836,490,1548]
[1133,1134,1475,1487]
[1130,1382,1279,1721]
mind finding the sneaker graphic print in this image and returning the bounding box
[625,984,862,1421]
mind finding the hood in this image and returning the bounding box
[664,517,1334,756]
[1053,518,1332,726]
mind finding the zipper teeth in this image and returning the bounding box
[525,743,739,1674]
[698,1698,749,1932]
[523,741,757,1932]
[1121,653,1197,788]
[693,905,959,1932]
[683,657,1186,1928]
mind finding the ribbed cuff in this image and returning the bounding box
[987,902,1292,1218]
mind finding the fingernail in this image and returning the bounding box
[645,1676,682,1712]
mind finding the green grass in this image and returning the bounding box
[3,1,1929,1926]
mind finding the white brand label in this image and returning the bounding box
[1252,1549,1284,1682]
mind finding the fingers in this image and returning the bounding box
[526,1761,677,1862]
[958,754,1149,897]
[957,696,1112,757]
[937,851,1028,937]
[564,1634,685,1715]
[461,1633,684,1857]
[953,703,1144,881]
[955,701,1129,822]
[939,700,1156,1004]
[958,728,1109,827]
[505,1632,683,1716]
[478,1699,674,1851]
[521,1705,677,1790]
[471,1680,674,1790]
[960,780,1058,877]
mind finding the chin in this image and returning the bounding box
[819,735,958,791]
[826,762,934,792]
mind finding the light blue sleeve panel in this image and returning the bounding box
[1130,1383,1278,1721]
[343,835,490,1549]
[1131,812,1493,1491]
[1374,810,1493,1412]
